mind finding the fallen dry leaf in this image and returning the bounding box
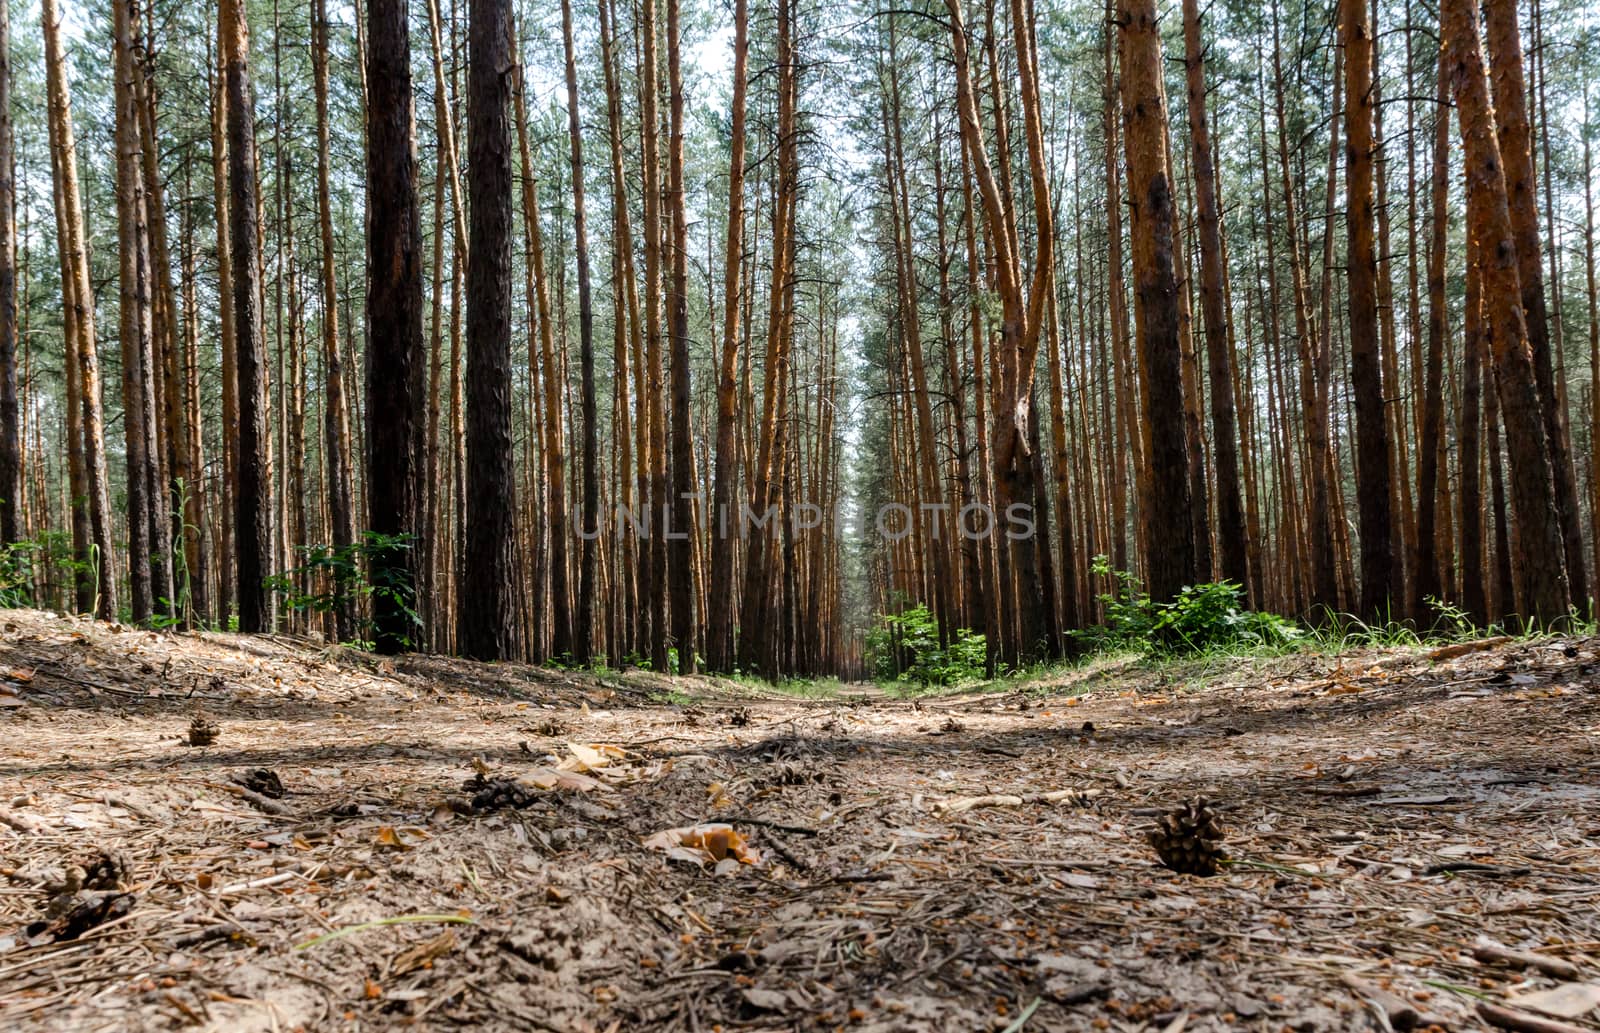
[562,743,627,773]
[390,929,457,976]
[1508,983,1600,1020]
[643,823,761,868]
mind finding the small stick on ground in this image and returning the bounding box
[217,783,294,816]
[1472,938,1581,979]
[1476,1001,1593,1033]
[1340,972,1419,1031]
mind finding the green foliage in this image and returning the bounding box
[866,600,988,687]
[0,539,35,608]
[1082,556,1301,657]
[0,532,96,612]
[1149,581,1302,654]
[266,532,419,649]
[1424,597,1476,640]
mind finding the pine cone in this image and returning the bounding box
[1147,796,1227,876]
[188,715,220,747]
[81,849,132,891]
[233,769,285,799]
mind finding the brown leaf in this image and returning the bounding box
[643,823,762,868]
[391,929,457,976]
[1508,984,1600,1020]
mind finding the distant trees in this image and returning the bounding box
[4,0,1597,659]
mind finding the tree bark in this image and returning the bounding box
[220,0,272,631]
[1482,0,1588,612]
[558,0,600,665]
[116,0,170,623]
[1271,6,1336,615]
[1181,0,1245,588]
[1586,101,1600,608]
[459,0,519,660]
[1342,0,1395,619]
[43,0,117,617]
[664,0,696,674]
[1118,0,1194,604]
[640,0,669,671]
[1415,46,1451,613]
[1443,0,1570,624]
[312,0,356,642]
[364,0,426,651]
[0,0,15,549]
[512,50,572,660]
[1458,215,1486,624]
[706,0,749,672]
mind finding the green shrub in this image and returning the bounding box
[866,601,987,687]
[266,531,419,648]
[1149,581,1301,654]
[0,540,34,608]
[1082,556,1300,656]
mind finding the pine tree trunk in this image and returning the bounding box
[739,0,796,673]
[1482,0,1588,612]
[43,0,118,618]
[1271,7,1336,615]
[209,7,237,624]
[1181,0,1245,588]
[115,0,169,623]
[706,0,748,672]
[135,8,185,622]
[1443,0,1570,624]
[1458,220,1486,624]
[1104,8,1135,576]
[513,72,571,661]
[1586,105,1600,607]
[176,169,212,626]
[364,0,426,651]
[1415,48,1451,612]
[0,0,16,549]
[312,0,356,642]
[1342,0,1395,619]
[220,0,272,631]
[557,0,600,665]
[1118,0,1194,604]
[596,0,641,662]
[458,0,519,660]
[884,13,954,646]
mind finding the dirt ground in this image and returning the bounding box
[0,608,1598,1032]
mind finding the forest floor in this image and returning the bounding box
[0,609,1598,1032]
